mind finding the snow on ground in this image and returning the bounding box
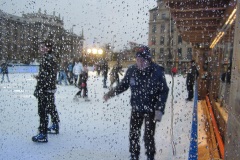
[0,68,194,160]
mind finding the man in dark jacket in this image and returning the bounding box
[102,58,109,88]
[1,60,10,83]
[186,60,199,101]
[32,40,60,143]
[103,45,169,160]
[109,63,123,88]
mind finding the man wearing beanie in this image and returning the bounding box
[32,40,60,142]
[103,45,169,160]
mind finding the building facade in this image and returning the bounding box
[148,0,193,73]
[0,9,84,64]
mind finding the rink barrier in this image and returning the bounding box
[188,82,198,160]
[206,96,225,159]
[0,65,95,74]
[0,65,39,73]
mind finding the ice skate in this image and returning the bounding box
[32,133,48,143]
[147,154,155,160]
[73,95,80,102]
[48,123,59,134]
[103,85,107,88]
[185,98,192,101]
[130,153,139,160]
[84,97,90,102]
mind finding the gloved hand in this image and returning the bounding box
[103,89,115,102]
[154,110,163,122]
[33,89,43,98]
[33,89,39,98]
[103,94,110,102]
[33,75,39,79]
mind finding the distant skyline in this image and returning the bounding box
[0,0,157,51]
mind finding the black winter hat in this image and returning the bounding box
[135,45,152,60]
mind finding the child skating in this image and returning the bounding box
[73,66,90,102]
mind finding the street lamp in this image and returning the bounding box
[87,49,92,54]
[87,48,103,64]
[92,48,97,54]
[98,49,103,55]
[87,48,103,55]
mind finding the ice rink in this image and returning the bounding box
[0,68,194,160]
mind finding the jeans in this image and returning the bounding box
[1,73,10,82]
[58,70,68,85]
[67,71,73,84]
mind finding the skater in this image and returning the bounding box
[73,66,89,101]
[73,58,83,86]
[221,65,231,84]
[58,57,68,85]
[103,45,169,160]
[32,40,60,143]
[95,61,101,76]
[1,60,10,83]
[102,58,109,88]
[67,60,74,84]
[171,66,177,76]
[186,60,199,101]
[109,63,123,88]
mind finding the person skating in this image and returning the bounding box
[95,61,101,76]
[58,57,69,85]
[73,66,90,101]
[32,40,60,143]
[102,58,109,88]
[103,45,169,160]
[1,60,10,83]
[186,60,199,101]
[67,60,74,84]
[109,63,123,89]
[171,66,177,77]
[73,58,83,86]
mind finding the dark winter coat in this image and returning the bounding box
[102,60,109,76]
[36,51,58,91]
[114,62,169,114]
[186,65,199,86]
[221,72,231,84]
[109,64,122,83]
[221,66,231,84]
[78,71,88,87]
[1,62,9,74]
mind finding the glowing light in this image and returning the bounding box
[98,49,103,54]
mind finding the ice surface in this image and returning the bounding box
[0,68,194,160]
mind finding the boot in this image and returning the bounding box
[84,97,90,102]
[48,123,59,134]
[73,95,80,101]
[147,154,155,160]
[32,133,48,143]
[130,153,139,160]
[103,85,107,88]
